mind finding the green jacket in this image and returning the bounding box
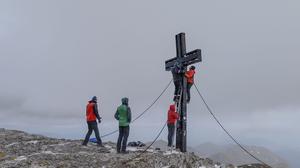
[115,104,132,127]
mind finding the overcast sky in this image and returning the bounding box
[1,0,300,166]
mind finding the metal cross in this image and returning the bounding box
[165,32,202,152]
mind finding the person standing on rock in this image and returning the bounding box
[114,97,132,153]
[82,96,103,146]
[167,104,178,150]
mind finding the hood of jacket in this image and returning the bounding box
[169,104,175,112]
[121,97,129,106]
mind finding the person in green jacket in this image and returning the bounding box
[114,97,132,153]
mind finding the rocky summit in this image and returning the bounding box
[0,128,270,168]
[0,128,221,168]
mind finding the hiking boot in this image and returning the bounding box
[173,95,180,102]
[97,144,104,147]
[173,95,177,102]
[121,150,129,154]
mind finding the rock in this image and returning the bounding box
[0,152,6,159]
[0,128,223,168]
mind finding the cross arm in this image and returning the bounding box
[165,57,178,71]
[182,49,202,67]
[165,49,202,71]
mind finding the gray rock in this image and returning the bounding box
[0,128,219,168]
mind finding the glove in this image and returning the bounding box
[98,119,101,123]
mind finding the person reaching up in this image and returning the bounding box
[185,66,196,103]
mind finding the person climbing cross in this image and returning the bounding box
[82,96,103,146]
[167,104,178,151]
[114,97,132,154]
[171,60,184,102]
[185,65,196,103]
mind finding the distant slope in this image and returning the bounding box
[193,143,289,168]
[275,149,300,168]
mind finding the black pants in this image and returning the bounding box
[173,80,181,96]
[187,83,193,102]
[117,126,130,152]
[83,121,102,145]
[167,123,175,147]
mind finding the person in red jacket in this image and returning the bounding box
[82,96,103,146]
[167,104,178,149]
[185,66,196,103]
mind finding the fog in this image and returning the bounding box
[1,0,299,167]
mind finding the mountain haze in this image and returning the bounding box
[192,143,289,168]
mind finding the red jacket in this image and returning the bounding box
[86,102,96,121]
[167,104,178,124]
[185,69,195,84]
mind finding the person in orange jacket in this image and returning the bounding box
[185,66,196,103]
[167,104,178,149]
[82,96,103,146]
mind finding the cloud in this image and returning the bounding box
[0,94,25,110]
[0,2,300,167]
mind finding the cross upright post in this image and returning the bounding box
[165,32,202,152]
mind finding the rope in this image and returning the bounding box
[193,83,271,167]
[123,121,168,163]
[101,79,172,138]
[100,130,119,138]
[132,79,172,122]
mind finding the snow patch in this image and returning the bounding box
[57,142,71,146]
[78,151,89,154]
[104,145,112,149]
[42,151,65,155]
[25,140,39,144]
[126,147,156,153]
[109,148,115,153]
[28,152,41,157]
[163,150,180,155]
[127,147,138,152]
[146,149,154,152]
[48,142,71,146]
[5,142,19,147]
[15,156,27,161]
